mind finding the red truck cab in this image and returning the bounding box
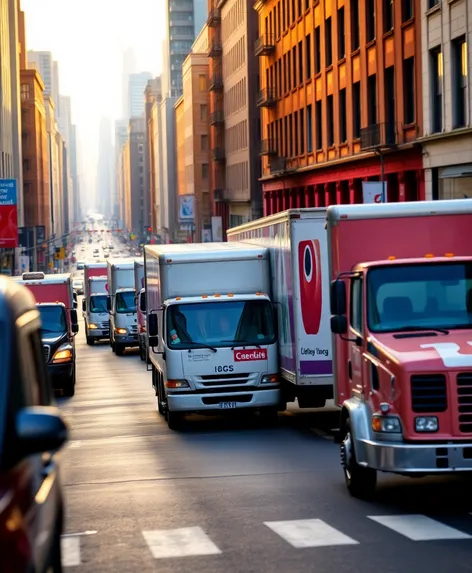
[327,199,472,498]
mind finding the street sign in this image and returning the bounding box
[0,179,18,248]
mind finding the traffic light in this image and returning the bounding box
[144,226,152,242]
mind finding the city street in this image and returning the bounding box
[58,294,472,573]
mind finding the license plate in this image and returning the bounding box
[219,402,237,409]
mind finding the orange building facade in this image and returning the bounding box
[254,0,424,214]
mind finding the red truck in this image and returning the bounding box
[12,272,79,397]
[327,199,472,498]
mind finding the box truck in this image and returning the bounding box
[12,272,79,396]
[83,275,109,344]
[227,209,332,408]
[106,260,138,355]
[327,199,472,498]
[144,243,280,430]
[134,259,147,361]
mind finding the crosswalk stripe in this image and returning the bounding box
[142,526,222,558]
[264,518,359,548]
[61,536,81,566]
[367,514,472,541]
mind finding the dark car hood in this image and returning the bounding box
[41,332,68,345]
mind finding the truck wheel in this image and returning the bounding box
[115,344,125,356]
[86,336,94,346]
[259,407,279,425]
[166,409,183,430]
[340,418,377,499]
[139,344,145,361]
[62,367,76,398]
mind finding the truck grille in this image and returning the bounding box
[129,325,138,334]
[99,321,109,329]
[43,345,51,362]
[198,373,251,387]
[411,374,447,413]
[457,373,472,433]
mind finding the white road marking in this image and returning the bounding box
[368,514,472,541]
[264,518,359,548]
[68,441,82,449]
[142,526,222,558]
[62,530,97,538]
[61,536,81,566]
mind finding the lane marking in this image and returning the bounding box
[264,518,359,548]
[62,530,97,538]
[61,536,81,566]
[368,515,472,541]
[142,526,221,558]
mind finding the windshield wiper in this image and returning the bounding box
[394,326,449,335]
[189,341,217,352]
[222,340,262,350]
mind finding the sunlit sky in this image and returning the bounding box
[21,0,166,207]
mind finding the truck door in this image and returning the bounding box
[349,276,365,395]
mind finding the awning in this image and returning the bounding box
[439,164,472,179]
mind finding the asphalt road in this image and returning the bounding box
[59,253,472,572]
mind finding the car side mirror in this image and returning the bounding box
[106,296,111,311]
[16,406,68,455]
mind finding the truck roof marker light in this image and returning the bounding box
[425,254,435,258]
[202,294,208,298]
[166,258,172,263]
[445,253,454,257]
[228,293,234,297]
[340,215,348,219]
[256,292,262,296]
[387,256,396,260]
[175,296,181,301]
[214,293,221,298]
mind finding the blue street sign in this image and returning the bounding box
[0,179,17,205]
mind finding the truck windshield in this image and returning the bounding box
[167,300,275,348]
[115,291,136,313]
[367,262,472,332]
[90,295,108,313]
[38,305,67,334]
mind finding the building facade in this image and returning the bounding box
[128,118,148,235]
[420,0,472,200]
[114,119,129,224]
[145,77,162,234]
[27,51,60,109]
[128,72,153,118]
[45,96,64,241]
[175,96,186,198]
[122,139,131,229]
[255,0,424,215]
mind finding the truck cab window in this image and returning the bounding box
[90,295,108,313]
[116,291,137,313]
[350,278,363,334]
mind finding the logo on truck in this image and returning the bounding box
[421,341,472,368]
[298,239,322,335]
[234,349,268,361]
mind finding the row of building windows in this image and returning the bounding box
[227,160,249,192]
[226,119,248,154]
[221,0,245,42]
[224,76,247,116]
[223,36,246,81]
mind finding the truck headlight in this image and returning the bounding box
[115,328,127,335]
[52,344,73,363]
[415,416,438,432]
[165,379,190,389]
[261,374,279,384]
[372,415,402,433]
[88,323,98,329]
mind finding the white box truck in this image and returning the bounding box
[227,208,332,408]
[106,260,138,355]
[144,243,281,430]
[83,275,109,344]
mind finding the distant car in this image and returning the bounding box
[77,261,85,270]
[0,277,68,573]
[73,278,84,295]
[93,252,99,258]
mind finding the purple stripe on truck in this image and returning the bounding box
[300,360,333,376]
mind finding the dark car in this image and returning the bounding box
[0,277,68,572]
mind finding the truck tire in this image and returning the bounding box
[115,344,125,356]
[166,409,183,430]
[259,407,279,425]
[86,335,94,346]
[62,367,76,398]
[139,343,145,361]
[340,418,377,499]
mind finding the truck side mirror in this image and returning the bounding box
[148,313,158,337]
[82,299,86,312]
[106,296,111,311]
[72,323,79,334]
[330,280,347,315]
[330,315,347,335]
[70,309,78,324]
[140,293,146,313]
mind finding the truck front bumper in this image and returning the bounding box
[358,437,472,474]
[48,362,74,388]
[114,333,138,347]
[167,388,280,413]
[88,328,109,339]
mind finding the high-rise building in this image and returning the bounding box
[114,120,129,223]
[58,95,72,148]
[128,72,153,118]
[122,47,138,117]
[70,125,80,223]
[97,118,113,217]
[163,0,208,98]
[27,51,60,108]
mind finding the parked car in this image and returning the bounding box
[0,276,68,572]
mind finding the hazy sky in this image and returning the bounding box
[21,0,166,206]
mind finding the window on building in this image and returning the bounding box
[200,104,207,121]
[139,166,144,173]
[198,74,207,91]
[138,144,144,152]
[23,158,30,172]
[327,95,334,146]
[430,47,443,133]
[314,26,321,73]
[202,163,209,179]
[350,0,360,50]
[383,0,393,32]
[427,0,439,7]
[294,110,299,155]
[292,47,297,87]
[307,104,313,153]
[403,57,415,124]
[453,37,467,128]
[385,66,396,141]
[305,35,312,80]
[367,74,377,125]
[139,176,144,185]
[305,0,310,10]
[402,0,413,21]
[20,84,30,101]
[297,0,302,18]
[339,88,347,142]
[325,17,333,67]
[298,41,303,83]
[315,100,323,150]
[366,0,376,42]
[201,135,208,150]
[287,53,292,90]
[300,108,305,154]
[337,8,345,60]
